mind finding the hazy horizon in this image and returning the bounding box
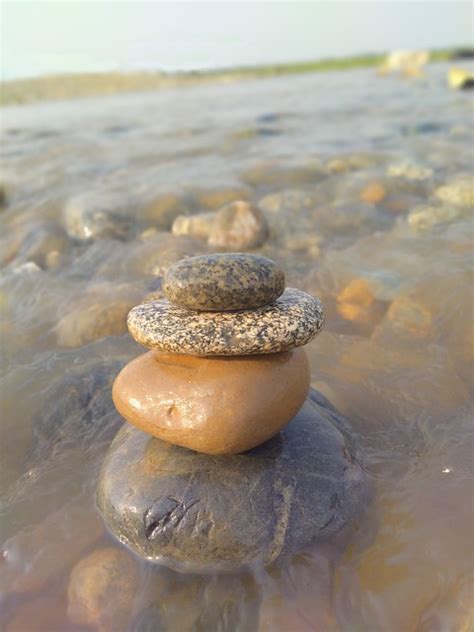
[2,1,472,81]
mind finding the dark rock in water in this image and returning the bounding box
[401,122,445,136]
[256,113,279,124]
[257,127,281,137]
[33,358,124,449]
[0,186,7,209]
[97,388,368,573]
[460,78,474,90]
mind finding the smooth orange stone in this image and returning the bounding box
[360,181,387,205]
[112,349,310,454]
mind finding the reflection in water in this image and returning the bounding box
[1,62,473,630]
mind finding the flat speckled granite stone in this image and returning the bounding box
[163,253,285,311]
[97,388,368,573]
[127,288,324,356]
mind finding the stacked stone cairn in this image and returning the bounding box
[113,253,323,454]
[98,253,367,572]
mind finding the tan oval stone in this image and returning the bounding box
[360,181,387,205]
[67,547,139,632]
[112,349,310,454]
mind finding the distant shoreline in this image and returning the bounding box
[1,47,472,107]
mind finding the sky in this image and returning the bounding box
[1,1,472,80]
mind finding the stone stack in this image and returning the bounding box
[99,253,368,573]
[112,253,324,454]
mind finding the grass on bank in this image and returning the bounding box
[1,48,471,106]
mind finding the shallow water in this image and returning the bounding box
[1,62,473,631]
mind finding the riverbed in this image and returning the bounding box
[1,61,473,631]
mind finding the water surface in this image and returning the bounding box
[1,62,473,631]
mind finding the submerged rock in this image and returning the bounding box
[387,162,433,181]
[54,283,142,348]
[0,502,103,595]
[208,200,269,249]
[434,178,474,208]
[172,200,269,250]
[2,220,70,268]
[63,191,135,241]
[360,181,387,205]
[0,185,7,210]
[55,298,133,348]
[407,204,469,232]
[33,356,124,447]
[97,388,368,573]
[448,67,474,90]
[172,212,215,240]
[67,547,139,632]
[337,278,388,333]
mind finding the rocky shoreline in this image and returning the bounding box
[1,63,472,631]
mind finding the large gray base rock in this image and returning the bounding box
[97,389,368,573]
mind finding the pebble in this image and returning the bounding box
[97,388,368,573]
[127,288,324,356]
[387,162,433,181]
[208,200,269,249]
[407,204,464,231]
[337,278,388,331]
[54,282,142,348]
[434,178,474,207]
[55,298,133,347]
[67,547,139,632]
[172,200,269,250]
[374,294,434,340]
[163,253,285,311]
[448,67,474,90]
[0,502,103,595]
[360,182,387,205]
[172,212,215,239]
[63,190,134,241]
[112,348,309,454]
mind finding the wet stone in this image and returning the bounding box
[172,200,269,250]
[67,547,139,632]
[63,190,135,241]
[434,178,474,207]
[112,349,310,454]
[127,288,324,356]
[97,388,368,573]
[163,253,285,311]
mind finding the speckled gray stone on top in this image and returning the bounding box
[127,288,323,356]
[163,253,285,311]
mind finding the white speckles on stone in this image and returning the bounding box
[127,288,324,356]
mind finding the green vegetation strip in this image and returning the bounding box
[0,48,469,106]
